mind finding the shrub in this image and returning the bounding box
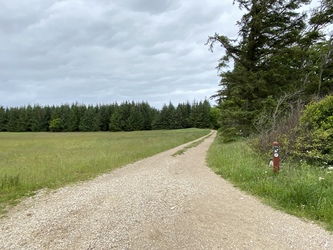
[250,102,303,161]
[294,95,333,164]
[49,118,62,132]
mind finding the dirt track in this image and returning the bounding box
[1,131,333,249]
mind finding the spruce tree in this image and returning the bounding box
[0,107,7,131]
[207,0,329,139]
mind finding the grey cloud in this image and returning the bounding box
[115,0,180,14]
[0,0,242,108]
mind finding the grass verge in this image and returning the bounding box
[0,128,210,214]
[207,136,333,231]
[172,132,212,156]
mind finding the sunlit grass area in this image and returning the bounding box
[207,136,333,231]
[0,129,210,213]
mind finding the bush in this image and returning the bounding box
[250,103,303,161]
[294,95,333,164]
[49,118,62,132]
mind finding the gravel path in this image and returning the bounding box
[1,131,333,249]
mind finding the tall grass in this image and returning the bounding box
[0,129,210,213]
[207,136,333,231]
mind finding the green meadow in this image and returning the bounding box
[0,129,210,213]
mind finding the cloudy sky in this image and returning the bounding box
[0,0,242,109]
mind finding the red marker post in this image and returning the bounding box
[273,141,280,174]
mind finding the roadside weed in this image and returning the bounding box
[207,138,333,231]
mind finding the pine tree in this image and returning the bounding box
[128,104,144,131]
[79,106,100,132]
[109,109,122,132]
[68,103,80,132]
[140,102,155,130]
[0,106,8,131]
[207,0,330,139]
[6,107,20,132]
[31,105,50,132]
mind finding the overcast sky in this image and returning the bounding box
[0,0,243,109]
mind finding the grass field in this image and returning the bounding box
[207,136,333,231]
[0,129,210,213]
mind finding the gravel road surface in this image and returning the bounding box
[1,131,333,249]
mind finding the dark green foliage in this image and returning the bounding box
[190,100,211,128]
[79,106,100,132]
[208,0,332,141]
[176,102,192,128]
[0,107,8,131]
[294,96,333,164]
[140,102,156,130]
[6,107,20,132]
[109,105,122,132]
[1,100,213,132]
[67,104,81,132]
[98,104,113,131]
[128,104,144,131]
[31,105,50,132]
[152,104,172,130]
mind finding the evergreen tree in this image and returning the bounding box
[109,105,122,132]
[197,100,211,128]
[152,104,169,130]
[79,106,100,132]
[17,107,28,132]
[0,106,8,131]
[31,105,50,132]
[25,105,33,131]
[121,102,133,131]
[60,104,71,131]
[166,102,176,129]
[182,101,193,128]
[68,103,80,132]
[140,102,155,130]
[207,0,330,139]
[98,104,113,131]
[2,100,214,132]
[6,107,20,132]
[173,105,184,129]
[49,106,63,132]
[128,104,144,131]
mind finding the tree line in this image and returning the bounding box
[207,0,333,141]
[0,100,214,132]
